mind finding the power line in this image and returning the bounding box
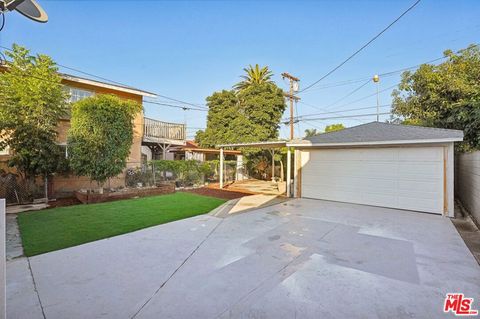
[333,83,399,109]
[322,79,372,111]
[0,44,207,109]
[298,83,399,119]
[301,43,478,95]
[143,100,207,112]
[300,0,422,93]
[289,112,391,123]
[1,70,208,112]
[297,101,365,124]
[290,104,391,121]
[300,56,445,93]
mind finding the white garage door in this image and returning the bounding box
[301,147,444,214]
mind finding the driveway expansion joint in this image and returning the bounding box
[130,218,224,318]
[27,257,47,319]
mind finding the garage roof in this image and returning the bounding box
[289,122,463,147]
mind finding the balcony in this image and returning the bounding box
[143,117,186,146]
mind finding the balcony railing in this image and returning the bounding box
[143,117,186,142]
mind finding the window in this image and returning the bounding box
[67,87,94,103]
[0,144,10,156]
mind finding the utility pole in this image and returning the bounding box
[281,72,300,140]
[373,74,380,122]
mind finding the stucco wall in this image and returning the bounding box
[456,151,480,224]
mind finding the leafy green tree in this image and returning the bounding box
[392,44,480,151]
[234,64,274,91]
[0,44,69,180]
[68,94,141,186]
[196,82,285,147]
[304,128,318,137]
[325,123,345,133]
[238,83,286,139]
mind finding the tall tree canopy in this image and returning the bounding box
[392,44,480,151]
[234,64,274,91]
[68,94,141,185]
[196,66,286,147]
[0,44,69,179]
[324,123,345,133]
[304,128,318,137]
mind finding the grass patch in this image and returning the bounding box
[17,192,225,256]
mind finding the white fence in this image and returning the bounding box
[456,151,480,224]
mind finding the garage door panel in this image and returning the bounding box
[398,162,442,178]
[397,189,440,200]
[304,178,399,195]
[398,197,442,212]
[361,193,397,207]
[398,147,443,161]
[301,147,444,214]
[305,162,399,179]
[397,179,442,193]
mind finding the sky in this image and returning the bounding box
[1,0,479,140]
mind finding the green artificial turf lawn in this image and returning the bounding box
[17,192,225,256]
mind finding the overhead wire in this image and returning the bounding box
[0,44,207,109]
[289,112,392,123]
[288,104,392,121]
[0,69,208,113]
[300,0,422,93]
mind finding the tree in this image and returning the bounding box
[0,44,69,180]
[304,128,318,137]
[392,44,480,151]
[324,123,345,133]
[234,64,274,91]
[237,83,286,139]
[68,94,141,186]
[196,82,286,147]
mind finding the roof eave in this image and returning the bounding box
[287,137,463,148]
[61,74,157,98]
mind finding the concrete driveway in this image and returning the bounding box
[7,199,480,318]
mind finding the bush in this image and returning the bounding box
[125,167,153,188]
[150,160,215,187]
[68,94,141,186]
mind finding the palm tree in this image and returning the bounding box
[234,64,274,90]
[304,128,318,137]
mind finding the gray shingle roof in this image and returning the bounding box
[304,122,463,144]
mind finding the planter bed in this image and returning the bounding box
[75,184,175,204]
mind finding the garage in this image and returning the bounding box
[290,122,464,216]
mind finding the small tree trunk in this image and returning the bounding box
[44,175,48,203]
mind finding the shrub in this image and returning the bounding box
[68,94,141,186]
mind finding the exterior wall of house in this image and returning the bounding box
[50,81,145,196]
[456,150,480,224]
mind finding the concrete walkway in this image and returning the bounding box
[209,194,289,217]
[6,214,23,260]
[7,199,480,318]
[223,179,285,195]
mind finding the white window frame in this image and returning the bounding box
[66,86,94,103]
[0,145,9,156]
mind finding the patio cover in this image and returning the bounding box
[217,141,288,149]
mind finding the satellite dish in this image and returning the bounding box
[1,0,48,23]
